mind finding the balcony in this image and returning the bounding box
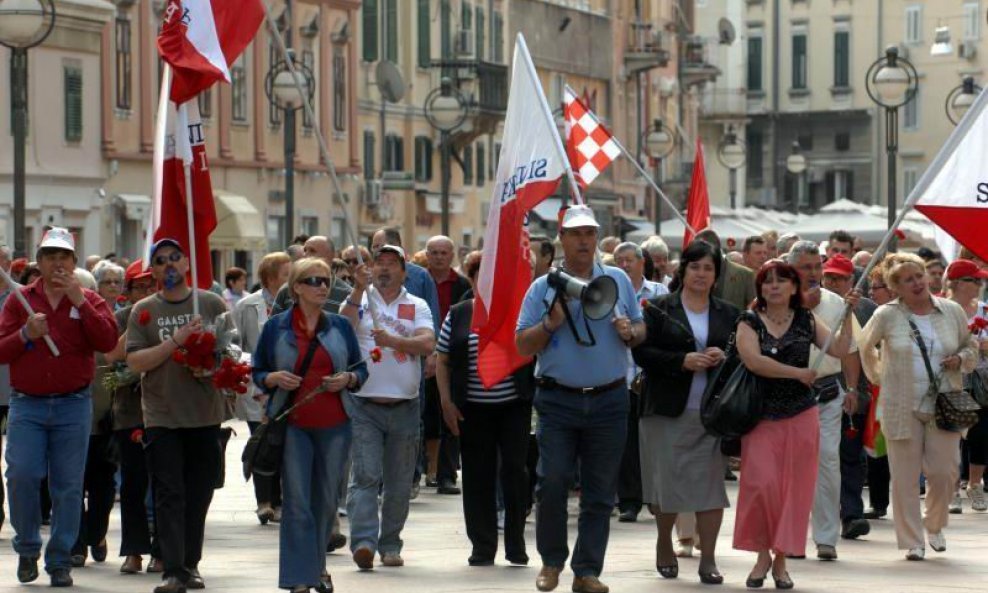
[681,36,721,88]
[699,88,747,118]
[430,59,509,143]
[625,21,670,74]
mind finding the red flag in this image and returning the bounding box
[158,0,265,104]
[563,86,620,189]
[683,139,710,249]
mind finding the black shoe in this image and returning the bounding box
[425,477,439,488]
[17,556,39,583]
[773,572,794,590]
[618,509,639,522]
[91,539,108,562]
[783,554,805,560]
[657,562,679,579]
[437,480,461,495]
[315,574,334,593]
[187,568,205,589]
[724,469,738,481]
[699,569,724,585]
[862,508,887,519]
[468,555,495,566]
[746,574,765,589]
[506,554,529,566]
[154,576,187,593]
[841,518,871,540]
[326,532,347,553]
[50,568,73,588]
[70,551,86,568]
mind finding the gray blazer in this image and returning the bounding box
[231,289,270,422]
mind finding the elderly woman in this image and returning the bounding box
[252,258,368,593]
[733,260,854,589]
[233,252,292,524]
[859,253,978,560]
[942,259,988,513]
[633,240,739,584]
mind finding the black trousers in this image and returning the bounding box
[617,391,642,514]
[0,406,7,525]
[144,425,221,582]
[115,429,159,557]
[73,434,118,553]
[246,421,282,507]
[424,379,460,483]
[839,412,867,521]
[459,399,532,561]
[867,455,891,513]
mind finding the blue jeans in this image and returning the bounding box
[5,390,92,572]
[279,422,351,589]
[345,395,420,555]
[534,385,628,577]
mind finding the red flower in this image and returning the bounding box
[130,428,144,444]
[370,347,383,363]
[640,298,650,310]
[844,426,859,440]
[171,349,186,364]
[138,309,151,326]
[726,237,737,249]
[894,229,906,241]
[970,318,988,334]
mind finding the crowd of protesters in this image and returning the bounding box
[1,218,987,593]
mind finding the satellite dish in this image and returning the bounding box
[718,18,737,45]
[375,60,406,103]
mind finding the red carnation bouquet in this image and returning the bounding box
[211,356,252,396]
[172,330,218,376]
[969,317,988,335]
[170,314,250,403]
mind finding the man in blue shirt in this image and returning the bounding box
[516,206,644,593]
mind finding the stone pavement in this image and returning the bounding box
[2,421,986,592]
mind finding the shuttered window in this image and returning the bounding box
[417,0,430,68]
[362,0,379,62]
[64,66,83,142]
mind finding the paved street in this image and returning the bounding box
[2,421,986,593]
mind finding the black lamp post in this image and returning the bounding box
[717,125,746,210]
[640,119,675,234]
[0,0,55,257]
[786,141,807,212]
[946,76,981,126]
[865,46,919,237]
[424,77,468,237]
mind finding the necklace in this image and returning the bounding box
[764,309,793,326]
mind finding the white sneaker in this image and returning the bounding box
[905,547,925,561]
[928,532,946,552]
[676,540,694,558]
[949,492,962,514]
[967,484,988,512]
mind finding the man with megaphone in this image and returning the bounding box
[516,205,645,593]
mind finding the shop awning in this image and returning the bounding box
[113,194,151,221]
[212,190,267,251]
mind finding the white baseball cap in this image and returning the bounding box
[560,204,599,229]
[38,227,76,253]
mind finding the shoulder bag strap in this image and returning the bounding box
[907,318,938,386]
[282,314,327,409]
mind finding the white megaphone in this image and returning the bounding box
[546,268,618,320]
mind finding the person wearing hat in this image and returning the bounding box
[515,205,644,593]
[125,238,232,593]
[340,244,435,571]
[0,227,118,587]
[0,243,13,536]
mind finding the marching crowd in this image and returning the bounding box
[1,211,987,593]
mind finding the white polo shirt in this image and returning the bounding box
[353,285,434,400]
[811,287,860,379]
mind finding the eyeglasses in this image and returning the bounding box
[870,284,888,291]
[152,252,183,266]
[343,258,359,266]
[99,279,122,285]
[297,276,331,287]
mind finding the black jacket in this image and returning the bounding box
[632,291,740,418]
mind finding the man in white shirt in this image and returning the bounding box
[341,245,435,571]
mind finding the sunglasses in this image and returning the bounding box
[298,276,331,287]
[152,252,183,266]
[870,284,888,291]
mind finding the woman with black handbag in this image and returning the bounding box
[632,240,739,585]
[252,258,368,593]
[732,260,854,590]
[859,253,978,561]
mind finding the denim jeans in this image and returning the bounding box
[5,390,92,572]
[280,422,351,588]
[534,384,628,578]
[345,395,420,555]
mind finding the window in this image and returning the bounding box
[301,216,319,237]
[414,136,433,181]
[904,88,919,130]
[797,134,813,151]
[493,12,505,63]
[333,49,346,132]
[903,167,919,195]
[384,134,404,171]
[747,34,763,91]
[362,0,378,62]
[746,130,763,186]
[364,130,376,179]
[268,41,281,126]
[231,55,247,122]
[198,88,212,119]
[267,215,286,252]
[301,49,315,130]
[384,0,398,63]
[417,0,430,68]
[115,18,131,110]
[964,2,980,40]
[835,132,850,151]
[905,5,922,44]
[493,141,502,174]
[476,143,485,187]
[833,30,849,88]
[828,170,853,202]
[463,144,473,185]
[791,31,807,90]
[475,6,485,60]
[64,65,83,142]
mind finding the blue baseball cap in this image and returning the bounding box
[150,238,184,258]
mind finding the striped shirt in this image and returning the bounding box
[436,313,517,403]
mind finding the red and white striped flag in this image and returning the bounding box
[563,86,620,188]
[158,0,265,104]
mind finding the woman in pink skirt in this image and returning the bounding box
[733,260,856,589]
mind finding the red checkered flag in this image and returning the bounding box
[564,86,620,188]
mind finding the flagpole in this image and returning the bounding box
[0,268,59,356]
[612,136,694,234]
[515,34,584,206]
[809,84,988,370]
[176,102,201,318]
[145,65,173,270]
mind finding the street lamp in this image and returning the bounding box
[641,119,675,234]
[865,45,919,237]
[264,51,315,244]
[946,76,981,126]
[424,77,468,236]
[786,141,807,212]
[716,125,746,210]
[0,0,56,257]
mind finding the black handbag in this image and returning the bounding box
[242,321,323,480]
[908,318,980,432]
[967,367,988,408]
[701,313,762,439]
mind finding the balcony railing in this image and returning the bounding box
[475,61,508,114]
[699,88,747,117]
[625,20,670,73]
[681,36,720,87]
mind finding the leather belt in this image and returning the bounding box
[536,377,625,396]
[365,397,414,406]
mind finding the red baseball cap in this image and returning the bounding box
[822,254,854,278]
[125,259,153,285]
[945,259,988,280]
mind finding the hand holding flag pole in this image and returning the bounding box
[0,267,59,356]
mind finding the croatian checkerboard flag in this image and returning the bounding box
[563,86,620,188]
[473,34,567,389]
[157,0,265,104]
